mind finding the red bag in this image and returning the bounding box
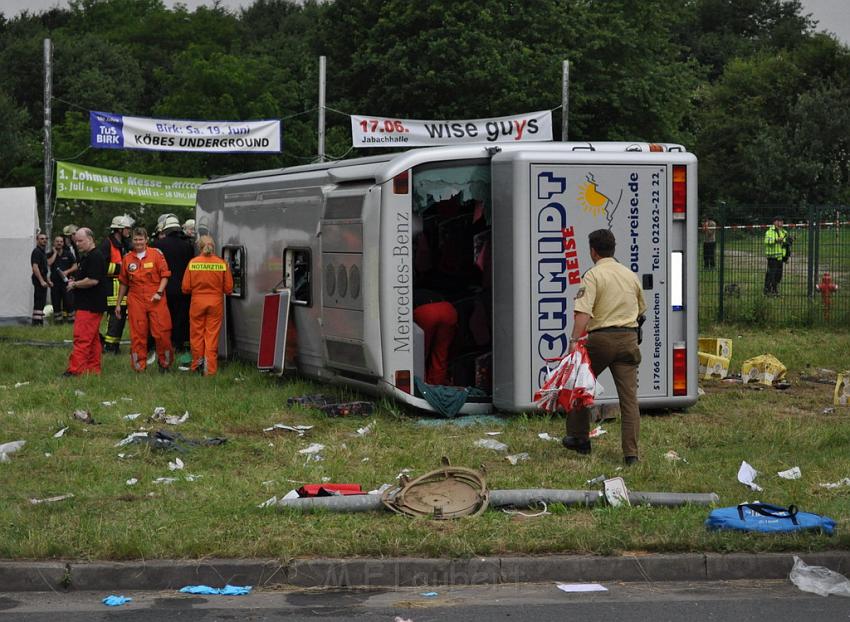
[297,484,364,497]
[533,338,600,413]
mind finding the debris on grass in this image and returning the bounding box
[664,450,683,462]
[101,401,117,407]
[29,493,74,505]
[0,440,25,462]
[589,426,607,438]
[165,411,189,425]
[168,458,185,471]
[287,394,335,408]
[126,478,138,486]
[115,432,149,447]
[263,423,313,436]
[537,432,559,442]
[73,409,95,424]
[74,389,85,397]
[355,423,374,436]
[153,477,177,485]
[778,466,802,480]
[14,381,30,389]
[474,438,508,452]
[585,474,606,486]
[298,443,325,455]
[53,427,69,439]
[123,413,142,421]
[320,401,374,417]
[738,460,764,492]
[506,452,529,466]
[819,478,850,489]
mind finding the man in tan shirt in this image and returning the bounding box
[564,229,646,465]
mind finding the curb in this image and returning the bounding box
[3,552,850,592]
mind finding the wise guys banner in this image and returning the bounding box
[90,111,281,154]
[350,110,553,148]
[56,161,204,206]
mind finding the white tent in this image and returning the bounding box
[0,187,39,324]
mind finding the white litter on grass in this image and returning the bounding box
[506,452,530,466]
[120,397,133,402]
[74,390,85,397]
[117,453,135,459]
[819,478,850,489]
[14,382,30,388]
[361,457,370,463]
[395,468,413,479]
[355,423,373,436]
[29,494,74,505]
[556,583,608,593]
[73,410,94,423]
[184,474,201,482]
[126,478,138,486]
[589,426,607,438]
[153,477,177,485]
[152,406,166,418]
[537,432,559,442]
[664,450,682,462]
[0,440,26,462]
[261,480,275,486]
[168,458,185,471]
[53,427,69,439]
[738,460,764,492]
[101,401,117,407]
[44,453,51,458]
[474,438,508,452]
[115,432,148,447]
[263,423,313,435]
[164,411,189,425]
[123,413,142,421]
[778,466,802,480]
[258,496,277,508]
[485,431,502,436]
[298,443,326,455]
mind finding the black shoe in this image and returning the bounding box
[624,456,640,466]
[562,436,591,455]
[61,371,76,378]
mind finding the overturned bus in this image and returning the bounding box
[195,142,698,414]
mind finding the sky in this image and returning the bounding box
[0,0,848,45]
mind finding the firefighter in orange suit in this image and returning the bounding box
[115,227,174,372]
[181,235,233,375]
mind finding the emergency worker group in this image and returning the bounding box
[30,213,232,378]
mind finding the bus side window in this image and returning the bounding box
[222,246,245,298]
[285,248,312,306]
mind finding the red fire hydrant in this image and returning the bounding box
[816,272,839,320]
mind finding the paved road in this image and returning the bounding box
[2,580,848,621]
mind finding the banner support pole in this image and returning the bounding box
[43,38,53,239]
[561,60,569,142]
[318,55,326,162]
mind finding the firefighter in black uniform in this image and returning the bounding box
[154,214,194,355]
[101,214,134,353]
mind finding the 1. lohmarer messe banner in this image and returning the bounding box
[90,111,281,153]
[55,162,204,206]
[350,110,553,148]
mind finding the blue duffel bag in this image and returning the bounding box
[705,502,836,535]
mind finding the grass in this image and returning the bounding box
[1,322,850,560]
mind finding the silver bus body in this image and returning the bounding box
[196,142,698,414]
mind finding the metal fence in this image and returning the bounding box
[700,204,850,326]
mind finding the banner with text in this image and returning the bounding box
[350,109,553,148]
[55,162,204,206]
[90,111,281,153]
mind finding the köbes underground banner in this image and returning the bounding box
[55,161,204,207]
[90,111,281,154]
[350,109,553,148]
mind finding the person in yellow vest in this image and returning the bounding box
[564,229,646,465]
[181,236,233,376]
[763,216,789,297]
[100,214,134,353]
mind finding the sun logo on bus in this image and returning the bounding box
[578,173,623,230]
[578,174,612,217]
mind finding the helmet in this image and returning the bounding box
[111,214,135,229]
[182,219,195,235]
[63,225,78,236]
[162,215,181,231]
[121,214,135,228]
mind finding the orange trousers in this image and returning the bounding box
[128,294,173,371]
[189,295,223,375]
